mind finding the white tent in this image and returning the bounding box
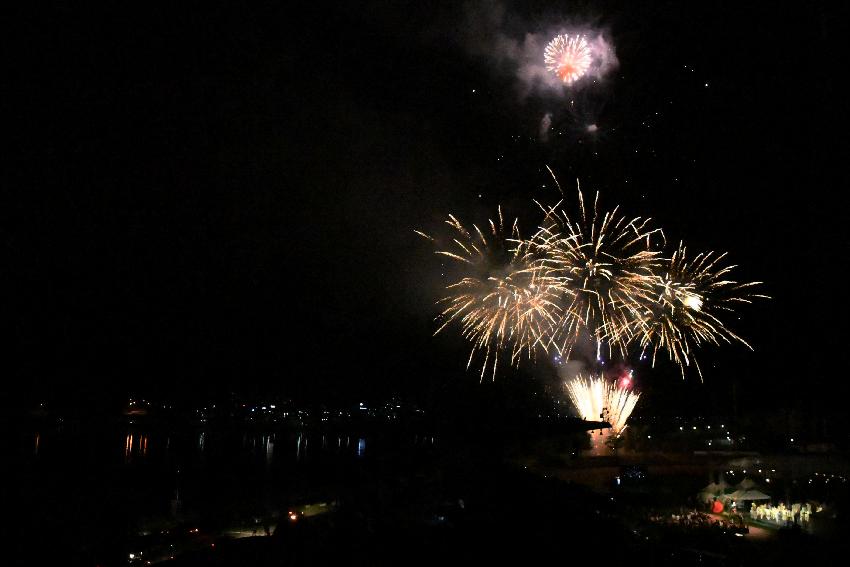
[699,481,729,502]
[703,479,729,493]
[736,478,758,490]
[728,489,771,501]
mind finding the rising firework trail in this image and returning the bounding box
[544,34,592,85]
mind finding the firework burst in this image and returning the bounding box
[629,242,769,379]
[566,375,640,435]
[544,34,592,85]
[418,208,565,380]
[419,180,767,381]
[530,189,665,358]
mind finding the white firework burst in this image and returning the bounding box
[544,34,592,85]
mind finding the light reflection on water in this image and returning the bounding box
[21,428,440,533]
[124,433,150,462]
[265,435,274,466]
[15,425,445,567]
[23,427,439,514]
[26,429,438,466]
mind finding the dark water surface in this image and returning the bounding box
[6,421,440,563]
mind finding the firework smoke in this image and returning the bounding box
[539,112,553,140]
[461,4,618,98]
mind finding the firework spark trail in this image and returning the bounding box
[566,375,606,422]
[418,208,567,380]
[419,183,766,380]
[544,34,592,84]
[566,375,640,434]
[529,188,665,358]
[605,380,641,435]
[628,242,770,379]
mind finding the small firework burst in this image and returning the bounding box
[629,242,769,379]
[544,34,592,84]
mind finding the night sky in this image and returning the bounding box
[7,2,848,417]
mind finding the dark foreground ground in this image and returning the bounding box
[155,466,848,567]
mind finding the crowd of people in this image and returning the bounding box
[749,502,814,525]
[646,509,747,535]
[668,510,711,527]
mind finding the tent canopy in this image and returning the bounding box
[728,489,771,501]
[700,481,728,496]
